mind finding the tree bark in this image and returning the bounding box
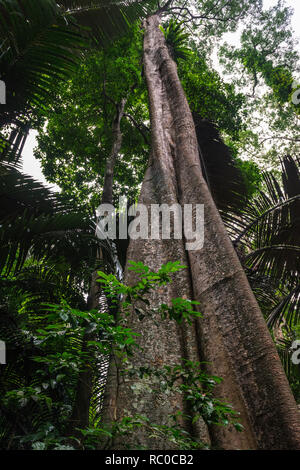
[101,47,209,448]
[101,14,300,450]
[101,158,210,450]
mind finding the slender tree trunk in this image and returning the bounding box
[101,98,127,205]
[101,14,300,450]
[67,98,127,435]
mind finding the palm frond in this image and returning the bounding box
[0,0,86,125]
[227,156,300,282]
[62,0,156,46]
[244,244,299,285]
[267,284,300,329]
[225,155,300,332]
[0,0,156,162]
[0,162,113,276]
[0,161,64,216]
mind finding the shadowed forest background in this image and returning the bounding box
[0,0,300,450]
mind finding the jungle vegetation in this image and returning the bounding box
[0,0,299,450]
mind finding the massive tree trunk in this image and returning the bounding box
[101,15,300,450]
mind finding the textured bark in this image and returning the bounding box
[102,160,210,450]
[102,15,300,450]
[101,61,209,449]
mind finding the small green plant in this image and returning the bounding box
[77,415,208,450]
[160,20,192,62]
[126,361,243,430]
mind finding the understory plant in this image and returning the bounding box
[0,261,242,450]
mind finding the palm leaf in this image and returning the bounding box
[228,156,300,282]
[0,0,86,125]
[60,0,157,45]
[267,284,300,329]
[0,0,156,125]
[0,162,113,276]
[0,0,156,162]
[225,155,300,330]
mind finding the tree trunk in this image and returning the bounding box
[101,97,127,205]
[67,98,127,436]
[65,273,102,436]
[101,153,210,449]
[101,14,300,450]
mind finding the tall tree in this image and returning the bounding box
[2,0,300,451]
[101,10,300,450]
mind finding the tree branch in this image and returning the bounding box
[166,1,244,26]
[156,0,174,15]
[259,136,300,144]
[124,113,150,145]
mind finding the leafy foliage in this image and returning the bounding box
[1,0,300,450]
[0,161,108,277]
[34,25,148,210]
[0,261,241,449]
[218,1,300,166]
[160,19,191,61]
[224,155,300,391]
